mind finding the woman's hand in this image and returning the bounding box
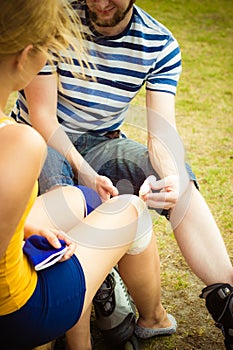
[95,174,119,201]
[139,175,179,210]
[24,223,76,261]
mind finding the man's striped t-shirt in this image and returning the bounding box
[14,3,182,134]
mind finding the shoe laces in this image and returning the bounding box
[94,273,116,314]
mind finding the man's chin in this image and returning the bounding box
[88,0,135,28]
[94,20,117,28]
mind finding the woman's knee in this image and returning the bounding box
[107,194,153,254]
[124,195,153,255]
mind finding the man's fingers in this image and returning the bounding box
[145,191,178,209]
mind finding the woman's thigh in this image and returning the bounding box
[0,256,85,349]
[27,185,85,232]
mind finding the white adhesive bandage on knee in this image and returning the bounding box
[126,195,153,255]
[65,194,152,251]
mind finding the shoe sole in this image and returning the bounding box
[101,312,136,345]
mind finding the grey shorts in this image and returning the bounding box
[39,132,198,219]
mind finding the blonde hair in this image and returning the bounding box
[0,0,85,71]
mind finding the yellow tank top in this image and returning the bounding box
[0,117,38,315]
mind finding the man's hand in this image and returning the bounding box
[139,175,179,210]
[95,174,119,201]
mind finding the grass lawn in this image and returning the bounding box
[5,1,233,349]
[123,1,233,349]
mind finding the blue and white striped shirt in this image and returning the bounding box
[13,3,182,134]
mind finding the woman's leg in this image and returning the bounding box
[29,188,173,349]
[68,195,175,348]
[118,234,169,329]
[66,305,92,350]
[33,341,55,350]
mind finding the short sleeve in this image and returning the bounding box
[146,36,182,95]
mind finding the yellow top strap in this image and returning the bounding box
[0,116,15,129]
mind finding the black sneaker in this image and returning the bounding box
[200,283,233,349]
[93,267,137,347]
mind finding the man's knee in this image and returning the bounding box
[39,146,74,193]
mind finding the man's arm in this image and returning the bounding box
[24,74,118,199]
[146,90,177,178]
[143,90,189,209]
[146,90,178,178]
[24,74,96,186]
